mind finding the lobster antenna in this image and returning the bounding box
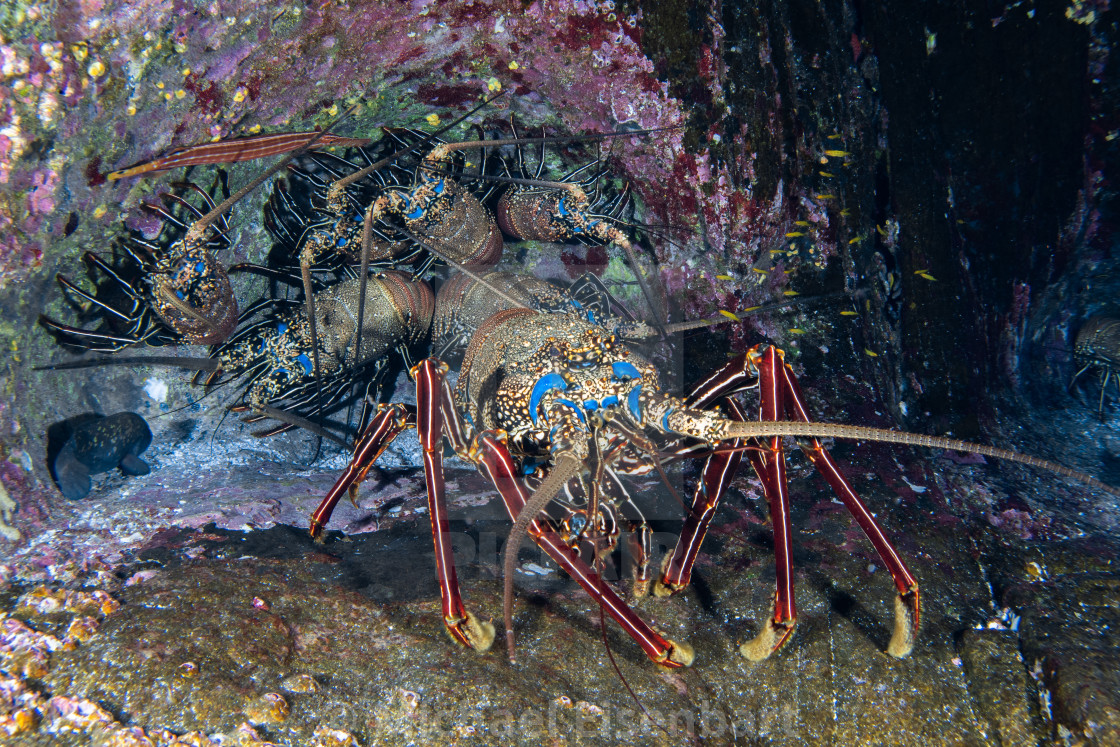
[579,443,669,737]
[254,404,351,448]
[351,202,378,387]
[336,210,378,454]
[613,290,853,340]
[208,382,249,452]
[299,263,327,464]
[423,168,593,193]
[719,420,1116,493]
[187,103,363,241]
[434,125,682,155]
[502,454,582,662]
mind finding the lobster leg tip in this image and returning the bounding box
[663,639,695,668]
[887,592,920,659]
[651,552,687,598]
[739,619,796,662]
[629,576,652,601]
[445,611,495,654]
[467,613,497,653]
[651,578,683,598]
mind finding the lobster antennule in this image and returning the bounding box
[502,453,582,662]
[713,419,1116,493]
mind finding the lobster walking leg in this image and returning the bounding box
[656,352,758,595]
[655,399,748,596]
[310,403,414,537]
[655,345,923,659]
[413,360,496,652]
[652,348,797,658]
[654,353,779,600]
[738,345,799,660]
[308,364,494,653]
[774,351,921,658]
[470,430,694,668]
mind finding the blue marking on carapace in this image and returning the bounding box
[600,394,619,409]
[296,353,313,376]
[277,323,288,335]
[612,361,642,381]
[433,178,445,195]
[406,201,424,220]
[529,372,567,426]
[195,261,206,273]
[661,407,675,432]
[627,384,643,421]
[583,399,598,411]
[336,237,348,248]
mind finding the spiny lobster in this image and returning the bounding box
[1070,315,1120,421]
[308,271,1114,667]
[209,271,433,430]
[38,271,433,441]
[96,100,661,422]
[40,182,239,350]
[106,100,672,315]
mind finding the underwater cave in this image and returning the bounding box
[0,0,1117,744]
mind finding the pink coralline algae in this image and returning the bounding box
[27,169,58,215]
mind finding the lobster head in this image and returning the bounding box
[149,244,238,346]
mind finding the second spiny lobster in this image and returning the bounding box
[1070,315,1120,421]
[41,182,239,350]
[204,271,433,433]
[39,271,433,440]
